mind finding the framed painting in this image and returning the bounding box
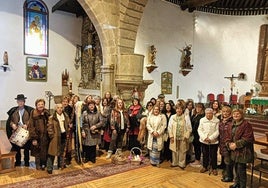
[24,0,49,57]
[26,57,47,81]
[161,72,172,94]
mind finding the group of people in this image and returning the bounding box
[6,93,254,188]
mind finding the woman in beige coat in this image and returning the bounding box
[168,103,192,169]
[146,105,166,167]
[47,103,70,174]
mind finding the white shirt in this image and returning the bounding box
[56,113,66,133]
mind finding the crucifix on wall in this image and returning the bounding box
[224,74,239,96]
[224,74,240,104]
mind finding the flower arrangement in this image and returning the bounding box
[263,109,268,116]
[246,108,257,115]
[128,147,144,165]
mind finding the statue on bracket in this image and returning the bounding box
[179,44,193,76]
[146,45,158,73]
[1,51,11,72]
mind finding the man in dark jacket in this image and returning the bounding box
[6,94,34,166]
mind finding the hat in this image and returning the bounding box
[15,94,27,100]
[158,94,165,99]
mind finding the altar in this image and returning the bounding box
[251,97,268,114]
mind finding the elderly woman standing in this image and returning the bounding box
[226,109,254,188]
[28,99,50,170]
[81,100,103,163]
[106,98,130,159]
[219,105,234,182]
[47,104,71,174]
[168,103,192,169]
[198,108,219,175]
[146,105,166,167]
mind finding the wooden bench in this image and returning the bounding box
[0,149,16,173]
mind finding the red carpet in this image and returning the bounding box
[1,160,149,188]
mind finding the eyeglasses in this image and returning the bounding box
[148,104,153,106]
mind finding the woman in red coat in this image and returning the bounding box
[225,109,254,188]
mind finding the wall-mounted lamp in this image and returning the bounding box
[74,45,82,70]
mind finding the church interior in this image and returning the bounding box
[1,0,268,187]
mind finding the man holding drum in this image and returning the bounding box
[6,94,33,167]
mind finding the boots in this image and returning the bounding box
[106,150,112,159]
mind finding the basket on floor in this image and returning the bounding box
[111,149,127,165]
[128,147,144,165]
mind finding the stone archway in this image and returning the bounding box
[77,0,152,103]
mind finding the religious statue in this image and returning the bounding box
[146,45,158,73]
[2,51,9,72]
[149,45,157,65]
[132,87,142,99]
[180,44,193,70]
[3,51,8,65]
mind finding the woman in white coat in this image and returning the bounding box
[146,105,166,167]
[168,103,192,169]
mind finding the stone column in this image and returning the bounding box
[115,54,153,104]
[100,64,115,96]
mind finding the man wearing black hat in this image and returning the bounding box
[6,94,34,167]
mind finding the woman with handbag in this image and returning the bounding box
[81,100,103,163]
[146,105,166,167]
[168,103,192,169]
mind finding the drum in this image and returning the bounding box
[9,126,29,147]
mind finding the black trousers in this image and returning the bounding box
[192,139,202,161]
[11,141,31,165]
[83,145,96,162]
[234,162,247,188]
[201,143,218,169]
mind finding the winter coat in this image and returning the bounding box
[198,115,219,145]
[82,109,103,146]
[28,109,50,158]
[168,114,192,152]
[190,113,205,143]
[6,105,33,138]
[110,108,130,133]
[47,112,70,156]
[225,119,254,164]
[219,117,233,156]
[146,113,166,151]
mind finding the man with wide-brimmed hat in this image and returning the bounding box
[6,94,34,167]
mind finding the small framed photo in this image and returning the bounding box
[26,57,47,82]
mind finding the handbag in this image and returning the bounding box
[188,134,194,143]
[163,131,169,142]
[9,126,29,147]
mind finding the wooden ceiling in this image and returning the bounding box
[52,0,268,16]
[166,0,268,15]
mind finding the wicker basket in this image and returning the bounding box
[111,149,127,165]
[129,147,143,165]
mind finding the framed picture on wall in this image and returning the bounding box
[26,57,47,82]
[24,0,49,57]
[161,72,172,94]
